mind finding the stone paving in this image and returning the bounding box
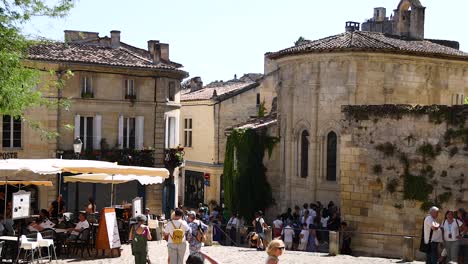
[54,241,424,264]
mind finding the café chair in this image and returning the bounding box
[37,232,58,263]
[17,235,40,263]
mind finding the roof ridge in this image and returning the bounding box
[118,46,154,64]
[355,31,400,49]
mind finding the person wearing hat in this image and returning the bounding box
[129,214,152,264]
[252,211,268,250]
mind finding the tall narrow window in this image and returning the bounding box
[125,79,136,99]
[123,117,136,149]
[326,131,338,181]
[79,116,94,150]
[184,118,193,147]
[300,130,309,178]
[167,117,176,148]
[2,115,21,148]
[168,82,175,101]
[256,93,261,106]
[81,76,93,97]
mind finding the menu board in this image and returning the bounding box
[132,197,142,218]
[12,190,31,219]
[96,208,121,250]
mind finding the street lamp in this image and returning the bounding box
[73,137,82,214]
[73,137,83,159]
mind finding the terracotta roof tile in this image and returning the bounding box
[27,43,187,74]
[226,112,278,132]
[181,78,260,102]
[266,31,468,59]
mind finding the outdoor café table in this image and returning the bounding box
[54,228,69,234]
[0,235,19,263]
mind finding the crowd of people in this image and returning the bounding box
[421,207,467,264]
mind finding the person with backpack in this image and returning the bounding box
[421,206,443,264]
[129,215,152,264]
[187,211,208,253]
[252,211,268,250]
[164,208,191,264]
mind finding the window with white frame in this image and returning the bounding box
[2,115,21,148]
[453,94,465,105]
[79,116,94,150]
[184,118,193,147]
[125,79,136,98]
[81,76,93,97]
[123,117,136,149]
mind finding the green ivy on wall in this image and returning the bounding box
[223,128,277,220]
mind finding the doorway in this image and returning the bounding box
[184,170,204,208]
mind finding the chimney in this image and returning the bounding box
[159,43,169,61]
[147,40,160,63]
[345,21,360,32]
[110,30,120,48]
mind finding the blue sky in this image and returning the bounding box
[22,0,467,83]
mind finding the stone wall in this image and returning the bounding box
[340,105,468,258]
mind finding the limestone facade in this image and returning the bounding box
[180,74,274,207]
[339,108,468,258]
[10,30,187,214]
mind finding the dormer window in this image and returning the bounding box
[81,76,93,98]
[125,79,136,100]
[168,82,175,102]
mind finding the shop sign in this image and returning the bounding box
[0,152,18,159]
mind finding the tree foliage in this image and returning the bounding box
[0,0,74,131]
[223,129,276,220]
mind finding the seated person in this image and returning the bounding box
[67,212,89,241]
[28,209,55,232]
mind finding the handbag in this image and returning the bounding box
[419,218,433,253]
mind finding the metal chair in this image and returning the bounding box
[37,232,58,263]
[68,228,91,258]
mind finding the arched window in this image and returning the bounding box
[326,131,337,181]
[300,130,309,178]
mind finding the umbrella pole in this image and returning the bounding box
[110,174,114,207]
[4,177,7,220]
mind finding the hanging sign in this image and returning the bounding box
[12,190,31,219]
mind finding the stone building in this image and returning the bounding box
[179,73,276,207]
[260,0,468,217]
[8,30,187,212]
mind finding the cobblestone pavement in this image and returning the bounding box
[55,241,423,264]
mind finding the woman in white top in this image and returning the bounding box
[85,197,97,214]
[442,210,464,263]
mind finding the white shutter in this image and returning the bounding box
[118,115,124,149]
[94,114,102,150]
[136,116,144,149]
[74,115,81,140]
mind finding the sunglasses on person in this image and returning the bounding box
[277,247,285,250]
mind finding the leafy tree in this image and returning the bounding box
[0,0,74,137]
[294,36,307,46]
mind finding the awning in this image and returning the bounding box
[0,181,53,186]
[63,174,163,185]
[0,159,169,178]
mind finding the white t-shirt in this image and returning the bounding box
[227,217,239,229]
[321,216,329,228]
[442,219,463,241]
[164,219,190,244]
[300,229,309,243]
[282,226,294,243]
[72,220,90,236]
[273,219,283,229]
[424,215,443,243]
[309,209,317,221]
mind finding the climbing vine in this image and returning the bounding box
[223,128,278,220]
[344,105,468,211]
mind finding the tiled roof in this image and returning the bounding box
[181,77,261,102]
[266,31,468,60]
[27,43,187,75]
[226,112,278,132]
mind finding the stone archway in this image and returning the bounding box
[394,0,425,40]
